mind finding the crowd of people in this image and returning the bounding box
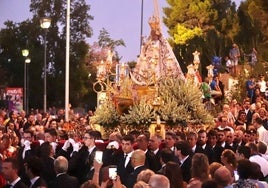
[0,72,268,188]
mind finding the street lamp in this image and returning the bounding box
[40,17,51,113]
[22,49,30,113]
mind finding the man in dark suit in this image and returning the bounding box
[67,130,98,184]
[17,130,40,186]
[207,129,224,163]
[197,130,215,163]
[149,135,162,171]
[157,148,175,174]
[2,158,27,188]
[126,149,147,188]
[24,156,47,188]
[136,134,160,172]
[117,135,134,186]
[175,140,192,183]
[52,156,79,188]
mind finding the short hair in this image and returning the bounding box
[137,169,155,183]
[160,148,174,164]
[237,159,252,179]
[247,142,258,152]
[255,117,263,125]
[54,156,68,174]
[207,129,217,137]
[187,131,198,139]
[198,129,207,135]
[237,145,251,159]
[148,174,170,188]
[165,131,176,140]
[175,140,191,156]
[44,128,58,137]
[214,166,232,187]
[85,130,99,140]
[25,156,43,176]
[257,142,267,154]
[23,129,34,137]
[3,158,19,170]
[122,134,135,144]
[132,149,146,165]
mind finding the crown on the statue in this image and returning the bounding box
[148,15,160,32]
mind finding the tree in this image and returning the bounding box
[0,0,94,109]
[237,0,268,60]
[163,0,238,75]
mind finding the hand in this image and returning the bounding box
[72,142,81,152]
[112,176,124,188]
[24,140,31,150]
[50,142,58,152]
[68,138,75,146]
[106,141,119,149]
[93,159,103,171]
[62,140,71,151]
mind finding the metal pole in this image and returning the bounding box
[24,61,26,112]
[140,0,144,52]
[65,0,70,122]
[26,63,29,114]
[44,32,47,113]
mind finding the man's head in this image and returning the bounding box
[165,131,176,149]
[149,135,162,151]
[197,130,208,146]
[54,156,69,174]
[224,129,234,145]
[25,156,43,178]
[207,129,218,147]
[214,166,232,187]
[187,132,198,148]
[136,134,149,151]
[44,128,58,143]
[121,134,134,154]
[83,130,97,148]
[175,140,192,160]
[131,149,146,168]
[23,130,34,142]
[234,129,244,144]
[217,129,226,144]
[2,158,20,182]
[148,174,170,188]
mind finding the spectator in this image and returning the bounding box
[229,43,240,76]
[164,161,186,188]
[214,166,233,188]
[233,159,257,188]
[2,158,27,188]
[24,156,47,188]
[175,140,192,183]
[51,156,79,188]
[188,153,210,188]
[126,149,147,188]
[148,174,170,188]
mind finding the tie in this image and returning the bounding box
[124,154,128,167]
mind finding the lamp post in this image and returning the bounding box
[40,17,51,113]
[22,49,29,113]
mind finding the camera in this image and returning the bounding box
[94,151,103,163]
[108,166,117,180]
